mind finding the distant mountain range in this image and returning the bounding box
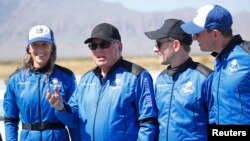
[1,0,249,60]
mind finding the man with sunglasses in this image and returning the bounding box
[145,19,213,141]
[47,23,158,141]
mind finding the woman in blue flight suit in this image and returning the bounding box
[4,25,80,141]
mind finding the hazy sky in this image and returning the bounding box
[101,0,249,14]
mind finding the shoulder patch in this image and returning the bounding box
[192,62,213,77]
[121,60,145,77]
[240,41,250,53]
[55,64,74,75]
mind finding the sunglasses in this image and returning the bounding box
[155,38,174,49]
[88,40,111,50]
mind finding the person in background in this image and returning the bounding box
[46,22,158,141]
[181,4,250,126]
[145,19,213,141]
[4,25,80,141]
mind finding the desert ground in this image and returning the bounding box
[0,54,214,80]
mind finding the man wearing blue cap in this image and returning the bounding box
[182,4,250,130]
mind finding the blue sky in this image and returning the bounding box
[101,0,249,14]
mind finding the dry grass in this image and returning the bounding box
[0,55,214,80]
[0,60,21,80]
[56,57,95,75]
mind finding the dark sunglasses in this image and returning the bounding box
[155,38,174,49]
[88,40,111,50]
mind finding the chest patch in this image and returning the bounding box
[228,59,239,73]
[182,81,194,95]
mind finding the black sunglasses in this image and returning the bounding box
[155,38,174,49]
[88,40,111,50]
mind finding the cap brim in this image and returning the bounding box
[28,37,53,45]
[84,36,114,44]
[181,21,205,34]
[144,31,167,40]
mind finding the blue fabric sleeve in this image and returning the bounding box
[137,122,158,141]
[4,78,19,141]
[55,85,80,128]
[202,73,215,124]
[65,75,81,141]
[135,70,158,140]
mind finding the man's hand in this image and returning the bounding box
[46,86,64,111]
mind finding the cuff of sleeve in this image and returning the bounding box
[58,102,72,113]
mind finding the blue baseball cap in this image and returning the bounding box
[28,25,54,45]
[181,4,233,34]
